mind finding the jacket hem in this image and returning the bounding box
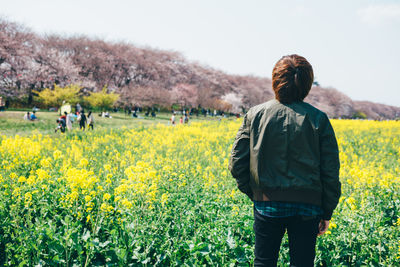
[251,186,322,207]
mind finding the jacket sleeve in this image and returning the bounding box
[319,114,341,220]
[229,114,252,200]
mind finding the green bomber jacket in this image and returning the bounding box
[229,99,341,220]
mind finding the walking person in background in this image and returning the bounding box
[87,111,94,130]
[229,54,341,267]
[79,110,87,130]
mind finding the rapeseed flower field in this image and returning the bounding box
[0,119,399,265]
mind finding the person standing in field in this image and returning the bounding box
[65,112,73,131]
[229,54,341,267]
[79,110,87,130]
[171,112,176,125]
[87,111,94,130]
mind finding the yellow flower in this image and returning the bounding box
[103,193,111,201]
[345,197,357,210]
[104,164,111,171]
[85,195,92,203]
[100,203,114,213]
[53,150,62,160]
[24,192,32,206]
[121,198,132,209]
[161,193,169,207]
[329,222,337,229]
[36,169,49,181]
[79,158,89,168]
[229,189,237,199]
[86,202,94,212]
[40,158,51,168]
[232,205,239,216]
[26,175,36,186]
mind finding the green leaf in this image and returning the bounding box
[82,229,91,242]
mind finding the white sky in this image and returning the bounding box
[2,0,400,106]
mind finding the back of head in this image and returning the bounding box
[272,54,314,104]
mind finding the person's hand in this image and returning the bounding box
[318,220,329,236]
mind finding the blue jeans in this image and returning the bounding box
[254,207,320,267]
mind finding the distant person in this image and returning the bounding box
[55,118,66,133]
[76,103,82,113]
[171,113,176,125]
[229,54,341,266]
[184,114,189,124]
[57,114,67,132]
[23,112,31,121]
[30,111,37,120]
[0,96,6,111]
[66,112,74,131]
[60,112,67,123]
[87,111,94,130]
[179,116,183,124]
[101,111,111,118]
[78,111,87,130]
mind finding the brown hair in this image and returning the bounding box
[272,54,314,104]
